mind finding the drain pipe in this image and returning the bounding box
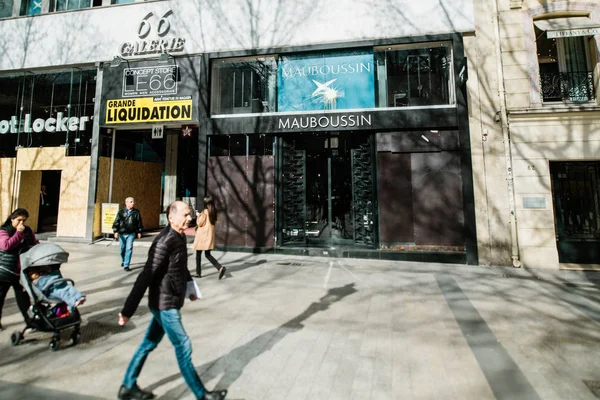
[492,0,521,268]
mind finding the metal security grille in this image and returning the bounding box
[550,162,600,263]
[281,141,306,245]
[351,138,376,246]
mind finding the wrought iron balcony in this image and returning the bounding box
[540,71,596,102]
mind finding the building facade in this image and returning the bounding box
[3,0,592,268]
[487,0,600,269]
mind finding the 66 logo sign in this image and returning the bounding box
[138,10,173,39]
[120,10,186,57]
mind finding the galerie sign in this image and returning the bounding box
[278,51,375,112]
[105,96,193,124]
[0,113,90,134]
[119,10,186,57]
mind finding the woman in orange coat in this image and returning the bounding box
[193,196,226,279]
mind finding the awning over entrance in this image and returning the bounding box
[534,17,600,38]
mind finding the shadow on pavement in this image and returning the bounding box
[146,283,358,398]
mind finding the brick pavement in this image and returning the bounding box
[1,241,600,399]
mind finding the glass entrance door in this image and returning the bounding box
[279,132,376,247]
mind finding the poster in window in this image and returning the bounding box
[277,51,375,112]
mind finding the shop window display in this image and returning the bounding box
[210,42,454,115]
[0,68,96,157]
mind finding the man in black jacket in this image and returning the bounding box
[112,197,143,272]
[117,201,227,400]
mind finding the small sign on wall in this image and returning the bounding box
[152,125,164,139]
[523,197,546,209]
[101,203,120,234]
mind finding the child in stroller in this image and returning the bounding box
[9,243,83,351]
[28,264,86,312]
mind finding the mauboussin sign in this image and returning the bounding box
[277,51,375,112]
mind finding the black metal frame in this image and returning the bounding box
[540,71,596,103]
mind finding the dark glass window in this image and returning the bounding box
[535,24,595,102]
[208,135,249,156]
[50,0,101,12]
[249,135,273,156]
[0,0,13,18]
[0,68,96,158]
[111,0,134,4]
[20,0,42,15]
[374,42,454,107]
[211,57,277,115]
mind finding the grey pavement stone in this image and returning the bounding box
[0,241,600,399]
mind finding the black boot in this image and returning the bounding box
[117,384,155,400]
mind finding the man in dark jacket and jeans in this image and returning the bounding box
[117,201,227,400]
[112,197,143,271]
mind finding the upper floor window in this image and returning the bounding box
[374,42,454,107]
[50,0,101,12]
[111,0,134,4]
[535,17,598,103]
[210,42,455,115]
[0,0,14,18]
[21,0,42,15]
[211,56,278,115]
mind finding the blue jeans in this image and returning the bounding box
[119,233,135,267]
[122,308,206,398]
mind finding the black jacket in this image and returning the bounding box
[112,208,143,235]
[121,226,191,318]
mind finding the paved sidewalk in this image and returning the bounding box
[1,241,600,399]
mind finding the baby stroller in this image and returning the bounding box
[10,243,81,351]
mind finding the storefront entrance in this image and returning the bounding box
[279,132,376,248]
[550,161,600,264]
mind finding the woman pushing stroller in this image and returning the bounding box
[0,208,38,330]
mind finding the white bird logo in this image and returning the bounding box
[311,79,337,96]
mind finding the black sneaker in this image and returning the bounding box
[117,384,155,400]
[124,267,131,272]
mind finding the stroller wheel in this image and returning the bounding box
[70,331,80,346]
[49,339,60,351]
[10,331,23,346]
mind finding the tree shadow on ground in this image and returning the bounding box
[145,283,357,398]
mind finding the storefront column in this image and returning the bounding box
[163,132,178,209]
[85,63,103,241]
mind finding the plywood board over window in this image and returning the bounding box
[15,147,91,238]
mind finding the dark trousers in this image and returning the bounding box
[195,250,222,276]
[0,280,31,323]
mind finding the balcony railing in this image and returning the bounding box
[540,71,596,103]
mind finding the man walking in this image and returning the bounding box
[117,201,227,400]
[113,197,143,272]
